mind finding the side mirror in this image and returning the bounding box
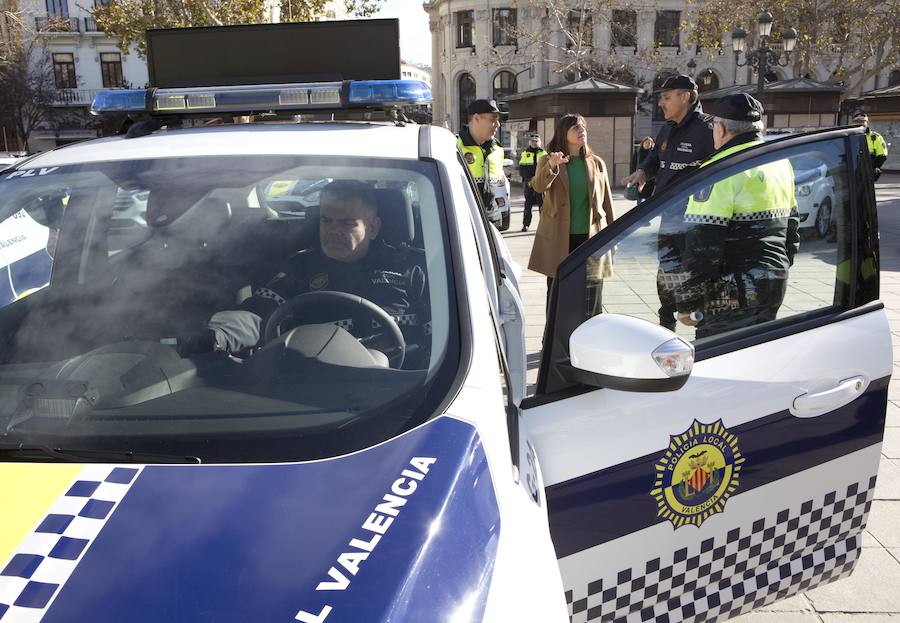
[562,314,694,392]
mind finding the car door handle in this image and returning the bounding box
[792,376,867,418]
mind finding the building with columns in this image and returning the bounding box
[423,0,899,145]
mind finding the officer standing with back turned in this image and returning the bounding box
[622,75,715,330]
[675,94,800,339]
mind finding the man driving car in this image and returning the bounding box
[205,180,427,357]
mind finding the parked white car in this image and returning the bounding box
[790,154,837,238]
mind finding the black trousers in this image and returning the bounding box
[522,179,543,228]
[546,233,603,317]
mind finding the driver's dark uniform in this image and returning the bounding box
[208,239,428,355]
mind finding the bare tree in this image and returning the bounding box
[688,0,899,95]
[499,1,670,89]
[0,11,67,151]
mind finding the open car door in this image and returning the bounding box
[522,127,890,622]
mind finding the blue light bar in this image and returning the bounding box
[90,89,149,115]
[347,80,431,106]
[90,79,432,118]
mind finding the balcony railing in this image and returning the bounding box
[51,89,102,106]
[35,16,80,33]
[83,17,101,32]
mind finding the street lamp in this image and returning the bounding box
[731,11,797,105]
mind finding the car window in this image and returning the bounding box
[581,137,850,345]
[0,155,458,463]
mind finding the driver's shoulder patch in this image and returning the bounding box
[309,273,329,290]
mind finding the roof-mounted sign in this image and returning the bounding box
[146,19,401,88]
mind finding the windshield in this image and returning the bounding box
[0,155,458,463]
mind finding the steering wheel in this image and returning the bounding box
[263,291,406,368]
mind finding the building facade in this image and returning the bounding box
[402,61,432,85]
[5,0,148,151]
[424,0,899,143]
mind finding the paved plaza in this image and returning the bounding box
[502,174,900,622]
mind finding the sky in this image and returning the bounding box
[370,0,431,66]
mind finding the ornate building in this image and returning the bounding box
[424,0,898,144]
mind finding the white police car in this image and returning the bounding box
[0,77,890,623]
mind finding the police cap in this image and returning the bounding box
[851,110,868,122]
[712,93,763,122]
[467,99,501,115]
[658,74,698,92]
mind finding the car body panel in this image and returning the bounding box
[0,416,500,623]
[523,127,890,622]
[18,124,423,168]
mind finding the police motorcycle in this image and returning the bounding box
[0,20,893,623]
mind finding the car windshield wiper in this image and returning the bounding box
[0,442,201,464]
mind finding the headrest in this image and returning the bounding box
[372,188,414,245]
[145,187,215,228]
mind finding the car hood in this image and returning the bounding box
[0,416,500,623]
[792,168,821,186]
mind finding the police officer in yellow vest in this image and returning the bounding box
[457,99,508,227]
[676,93,800,339]
[517,134,547,231]
[851,111,889,181]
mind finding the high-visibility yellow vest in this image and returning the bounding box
[518,149,546,166]
[457,136,505,186]
[686,139,796,226]
[867,131,887,158]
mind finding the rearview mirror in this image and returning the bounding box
[561,314,694,392]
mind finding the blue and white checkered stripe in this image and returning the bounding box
[0,465,142,622]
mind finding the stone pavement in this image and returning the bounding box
[500,174,900,622]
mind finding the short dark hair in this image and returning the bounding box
[320,180,377,213]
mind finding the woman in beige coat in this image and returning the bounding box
[527,113,615,314]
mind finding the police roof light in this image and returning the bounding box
[90,89,150,114]
[346,80,430,106]
[90,80,431,117]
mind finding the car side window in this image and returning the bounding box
[581,137,852,345]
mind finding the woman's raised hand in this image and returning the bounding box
[548,152,570,167]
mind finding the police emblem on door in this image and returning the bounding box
[651,419,744,528]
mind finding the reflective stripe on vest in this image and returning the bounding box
[458,136,505,184]
[686,139,796,226]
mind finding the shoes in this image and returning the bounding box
[521,226,529,232]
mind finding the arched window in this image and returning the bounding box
[697,69,720,93]
[652,71,676,122]
[493,71,518,101]
[458,73,476,130]
[889,69,900,87]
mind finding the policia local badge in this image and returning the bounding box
[652,420,745,528]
